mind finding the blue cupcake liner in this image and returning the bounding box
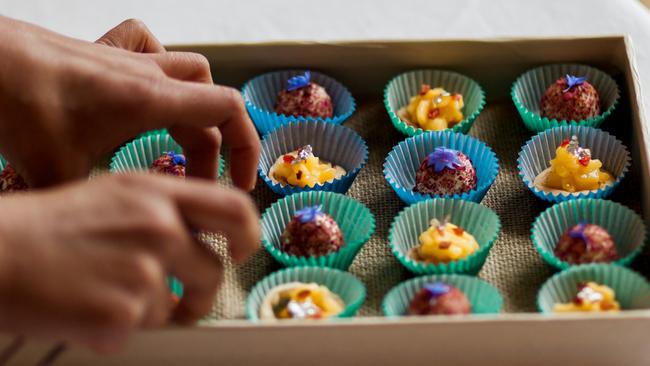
[383,131,499,205]
[517,125,630,203]
[242,70,356,135]
[110,132,225,178]
[258,121,368,196]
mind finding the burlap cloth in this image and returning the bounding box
[202,98,647,319]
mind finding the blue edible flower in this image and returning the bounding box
[166,151,186,166]
[295,205,323,224]
[426,147,462,172]
[424,282,451,298]
[286,71,311,92]
[568,221,589,243]
[563,74,587,92]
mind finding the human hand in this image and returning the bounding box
[0,17,259,189]
[0,173,259,353]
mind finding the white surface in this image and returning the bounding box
[2,0,650,116]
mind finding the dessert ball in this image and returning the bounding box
[554,222,617,264]
[0,164,28,193]
[269,145,346,188]
[150,151,186,177]
[540,74,601,121]
[397,84,464,131]
[408,282,471,316]
[414,147,477,196]
[275,71,334,119]
[281,205,344,257]
[411,219,479,264]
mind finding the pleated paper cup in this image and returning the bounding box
[261,191,375,270]
[511,64,620,132]
[537,264,650,313]
[167,277,183,297]
[110,132,225,177]
[532,199,646,271]
[0,155,6,170]
[259,121,368,196]
[242,70,356,135]
[382,274,503,317]
[517,125,630,203]
[384,69,486,136]
[389,198,501,275]
[245,266,366,321]
[383,130,498,205]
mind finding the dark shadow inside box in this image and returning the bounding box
[203,66,647,319]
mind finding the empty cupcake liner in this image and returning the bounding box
[245,266,366,321]
[511,63,620,132]
[517,125,630,203]
[389,198,501,275]
[383,130,499,205]
[259,121,368,196]
[384,69,486,136]
[532,199,646,271]
[110,132,225,177]
[382,274,503,317]
[537,264,650,313]
[242,70,356,135]
[262,191,375,270]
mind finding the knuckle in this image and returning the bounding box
[221,86,246,113]
[123,18,148,32]
[129,253,163,289]
[95,299,141,331]
[185,52,211,72]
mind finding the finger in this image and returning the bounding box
[96,19,165,53]
[147,81,260,191]
[147,52,213,83]
[169,126,222,180]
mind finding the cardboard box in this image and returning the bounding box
[2,36,648,365]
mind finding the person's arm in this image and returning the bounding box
[0,16,259,190]
[0,173,259,353]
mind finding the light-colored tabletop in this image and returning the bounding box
[2,0,650,120]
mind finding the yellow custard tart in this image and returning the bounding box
[269,145,346,188]
[534,135,613,193]
[259,282,344,320]
[554,281,620,313]
[397,84,464,131]
[410,218,479,264]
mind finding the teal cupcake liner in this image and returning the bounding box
[167,276,183,297]
[242,70,356,135]
[382,274,503,316]
[389,198,501,275]
[383,130,499,205]
[518,125,630,203]
[532,199,646,271]
[110,132,225,177]
[0,155,6,170]
[259,121,368,196]
[245,266,366,321]
[137,129,168,138]
[384,69,486,136]
[511,63,620,132]
[261,191,375,270]
[537,264,650,313]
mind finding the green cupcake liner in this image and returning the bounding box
[388,198,501,275]
[382,274,503,316]
[261,191,375,270]
[0,155,6,170]
[167,277,183,297]
[384,70,486,136]
[245,266,366,321]
[537,264,650,313]
[511,64,620,132]
[109,132,225,177]
[532,199,646,271]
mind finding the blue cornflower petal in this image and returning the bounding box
[286,71,311,92]
[426,147,462,172]
[424,282,451,298]
[295,205,323,224]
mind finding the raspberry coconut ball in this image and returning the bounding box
[408,282,472,316]
[540,74,601,121]
[0,164,28,193]
[281,205,344,257]
[414,147,477,196]
[150,151,186,177]
[274,71,334,119]
[554,222,618,265]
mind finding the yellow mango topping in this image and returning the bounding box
[270,145,346,188]
[554,282,620,313]
[543,136,611,192]
[411,218,479,264]
[398,84,464,131]
[260,282,344,320]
